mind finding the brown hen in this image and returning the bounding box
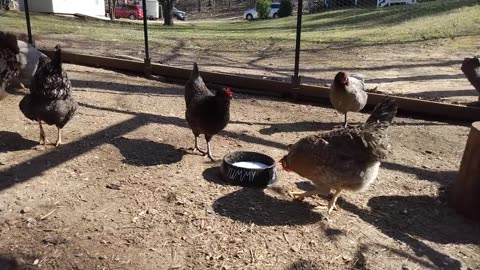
[280,97,397,214]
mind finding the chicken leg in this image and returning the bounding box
[327,189,342,214]
[205,139,215,162]
[38,119,49,145]
[343,113,348,128]
[55,127,62,147]
[192,135,206,154]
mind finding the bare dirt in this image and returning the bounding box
[0,64,479,270]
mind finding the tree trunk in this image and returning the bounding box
[109,0,117,20]
[197,0,201,12]
[451,121,480,221]
[161,0,174,26]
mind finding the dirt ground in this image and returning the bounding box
[0,64,479,270]
[31,32,480,106]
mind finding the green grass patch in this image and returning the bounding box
[1,0,479,46]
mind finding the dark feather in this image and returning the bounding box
[30,45,71,100]
[19,95,78,128]
[20,44,77,130]
[184,63,231,139]
[461,56,480,92]
[0,31,21,90]
[184,62,213,107]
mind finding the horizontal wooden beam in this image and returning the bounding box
[41,50,480,122]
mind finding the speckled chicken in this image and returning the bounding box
[461,56,480,100]
[280,97,397,214]
[330,71,368,127]
[0,31,21,100]
[185,62,232,161]
[19,45,78,147]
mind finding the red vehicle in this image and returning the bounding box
[115,4,143,20]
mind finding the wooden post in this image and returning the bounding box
[452,121,480,221]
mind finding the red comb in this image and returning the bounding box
[278,157,292,172]
[225,88,233,97]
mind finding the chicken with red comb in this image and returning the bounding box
[184,62,232,161]
[281,97,397,214]
[330,71,368,127]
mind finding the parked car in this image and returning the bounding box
[243,2,280,21]
[172,7,187,20]
[115,4,143,20]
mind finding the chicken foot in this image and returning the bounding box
[55,127,62,147]
[192,136,206,154]
[289,190,321,200]
[38,119,49,145]
[205,140,215,162]
[315,189,342,214]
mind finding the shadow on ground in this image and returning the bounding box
[111,137,184,166]
[213,188,325,226]
[343,195,480,269]
[0,132,38,153]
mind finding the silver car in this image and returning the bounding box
[243,2,280,21]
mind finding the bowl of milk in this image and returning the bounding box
[220,151,277,188]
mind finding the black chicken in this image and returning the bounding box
[461,56,480,100]
[185,62,232,161]
[19,45,78,147]
[0,31,21,100]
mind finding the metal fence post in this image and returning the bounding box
[142,0,152,77]
[291,0,303,99]
[23,0,33,45]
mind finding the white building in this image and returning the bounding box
[19,0,106,17]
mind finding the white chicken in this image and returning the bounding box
[330,71,368,127]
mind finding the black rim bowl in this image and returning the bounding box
[220,151,278,188]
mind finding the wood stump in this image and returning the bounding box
[451,121,480,221]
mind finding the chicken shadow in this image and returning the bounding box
[110,137,184,166]
[343,195,480,269]
[202,166,232,186]
[213,188,324,226]
[0,132,38,153]
[286,259,321,270]
[0,253,37,270]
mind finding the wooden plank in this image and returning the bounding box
[40,50,480,122]
[451,122,480,221]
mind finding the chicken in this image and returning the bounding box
[461,56,480,101]
[0,31,21,100]
[330,71,368,127]
[14,40,48,89]
[185,62,232,161]
[280,97,397,214]
[19,45,78,147]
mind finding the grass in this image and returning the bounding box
[1,0,479,47]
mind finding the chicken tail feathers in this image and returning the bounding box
[366,97,397,125]
[191,62,200,80]
[0,31,19,54]
[49,45,63,73]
